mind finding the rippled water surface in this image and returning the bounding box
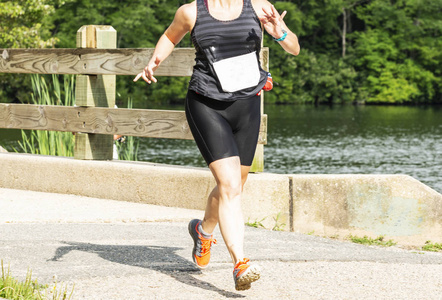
[264,105,441,193]
[1,105,441,193]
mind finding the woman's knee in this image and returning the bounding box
[217,178,242,200]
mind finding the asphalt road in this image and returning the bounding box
[1,188,441,299]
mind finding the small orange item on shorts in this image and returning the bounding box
[262,72,273,91]
[257,72,273,96]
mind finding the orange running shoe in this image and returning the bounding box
[233,258,261,291]
[188,219,217,269]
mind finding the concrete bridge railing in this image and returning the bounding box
[1,152,440,246]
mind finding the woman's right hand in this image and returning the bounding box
[133,57,161,84]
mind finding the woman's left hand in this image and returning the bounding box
[259,5,287,40]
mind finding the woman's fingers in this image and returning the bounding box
[133,73,142,82]
[133,67,157,84]
[147,68,158,83]
[133,71,151,84]
[262,6,272,19]
[262,5,283,25]
[270,4,280,18]
[141,72,152,84]
[260,5,288,39]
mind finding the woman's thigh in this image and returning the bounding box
[185,90,261,166]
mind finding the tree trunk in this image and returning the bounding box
[342,7,347,58]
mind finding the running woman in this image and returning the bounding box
[134,0,300,291]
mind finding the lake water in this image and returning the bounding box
[1,105,441,193]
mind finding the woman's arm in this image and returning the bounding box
[253,0,300,56]
[134,2,196,84]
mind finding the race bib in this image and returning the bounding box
[212,51,260,93]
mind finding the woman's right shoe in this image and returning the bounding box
[233,258,261,291]
[188,219,216,269]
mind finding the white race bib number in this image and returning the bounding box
[212,51,260,93]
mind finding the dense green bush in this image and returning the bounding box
[1,0,441,105]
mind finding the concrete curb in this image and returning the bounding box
[1,152,441,245]
[290,174,442,245]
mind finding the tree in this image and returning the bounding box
[351,0,442,103]
[47,0,191,107]
[0,0,59,48]
[0,0,60,103]
[1,0,441,105]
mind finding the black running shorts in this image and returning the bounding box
[185,90,261,166]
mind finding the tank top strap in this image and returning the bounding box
[243,0,252,9]
[196,0,207,13]
[197,0,253,16]
[242,0,260,23]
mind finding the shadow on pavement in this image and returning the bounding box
[49,241,244,299]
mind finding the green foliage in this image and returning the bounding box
[15,75,140,161]
[422,240,442,252]
[245,217,266,229]
[266,48,357,104]
[47,0,191,49]
[0,260,74,300]
[116,135,139,161]
[0,0,58,48]
[0,0,60,103]
[267,0,442,104]
[245,213,286,231]
[14,74,76,157]
[272,213,286,231]
[115,99,140,161]
[47,0,190,107]
[350,0,442,103]
[348,234,397,247]
[1,0,441,104]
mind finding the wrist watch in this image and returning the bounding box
[274,29,288,42]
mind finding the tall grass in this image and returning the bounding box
[116,132,139,161]
[15,74,75,157]
[115,98,139,161]
[16,74,139,161]
[0,260,73,300]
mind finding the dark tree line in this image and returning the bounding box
[1,0,441,106]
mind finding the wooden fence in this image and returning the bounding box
[0,25,269,171]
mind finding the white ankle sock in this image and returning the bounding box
[198,222,213,238]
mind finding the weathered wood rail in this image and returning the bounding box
[0,104,267,143]
[0,48,195,76]
[0,25,269,171]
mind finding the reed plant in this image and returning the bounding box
[15,74,75,157]
[16,75,139,161]
[115,98,139,161]
[116,133,139,161]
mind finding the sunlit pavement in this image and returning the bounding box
[1,188,441,299]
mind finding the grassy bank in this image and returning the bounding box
[0,261,73,300]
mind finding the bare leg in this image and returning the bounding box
[202,162,251,234]
[200,156,251,264]
[201,186,219,234]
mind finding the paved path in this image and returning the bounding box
[1,188,441,299]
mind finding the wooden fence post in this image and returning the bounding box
[250,47,269,173]
[74,25,117,160]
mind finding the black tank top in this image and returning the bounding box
[188,0,267,101]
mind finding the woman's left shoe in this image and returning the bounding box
[188,219,217,269]
[233,258,261,291]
